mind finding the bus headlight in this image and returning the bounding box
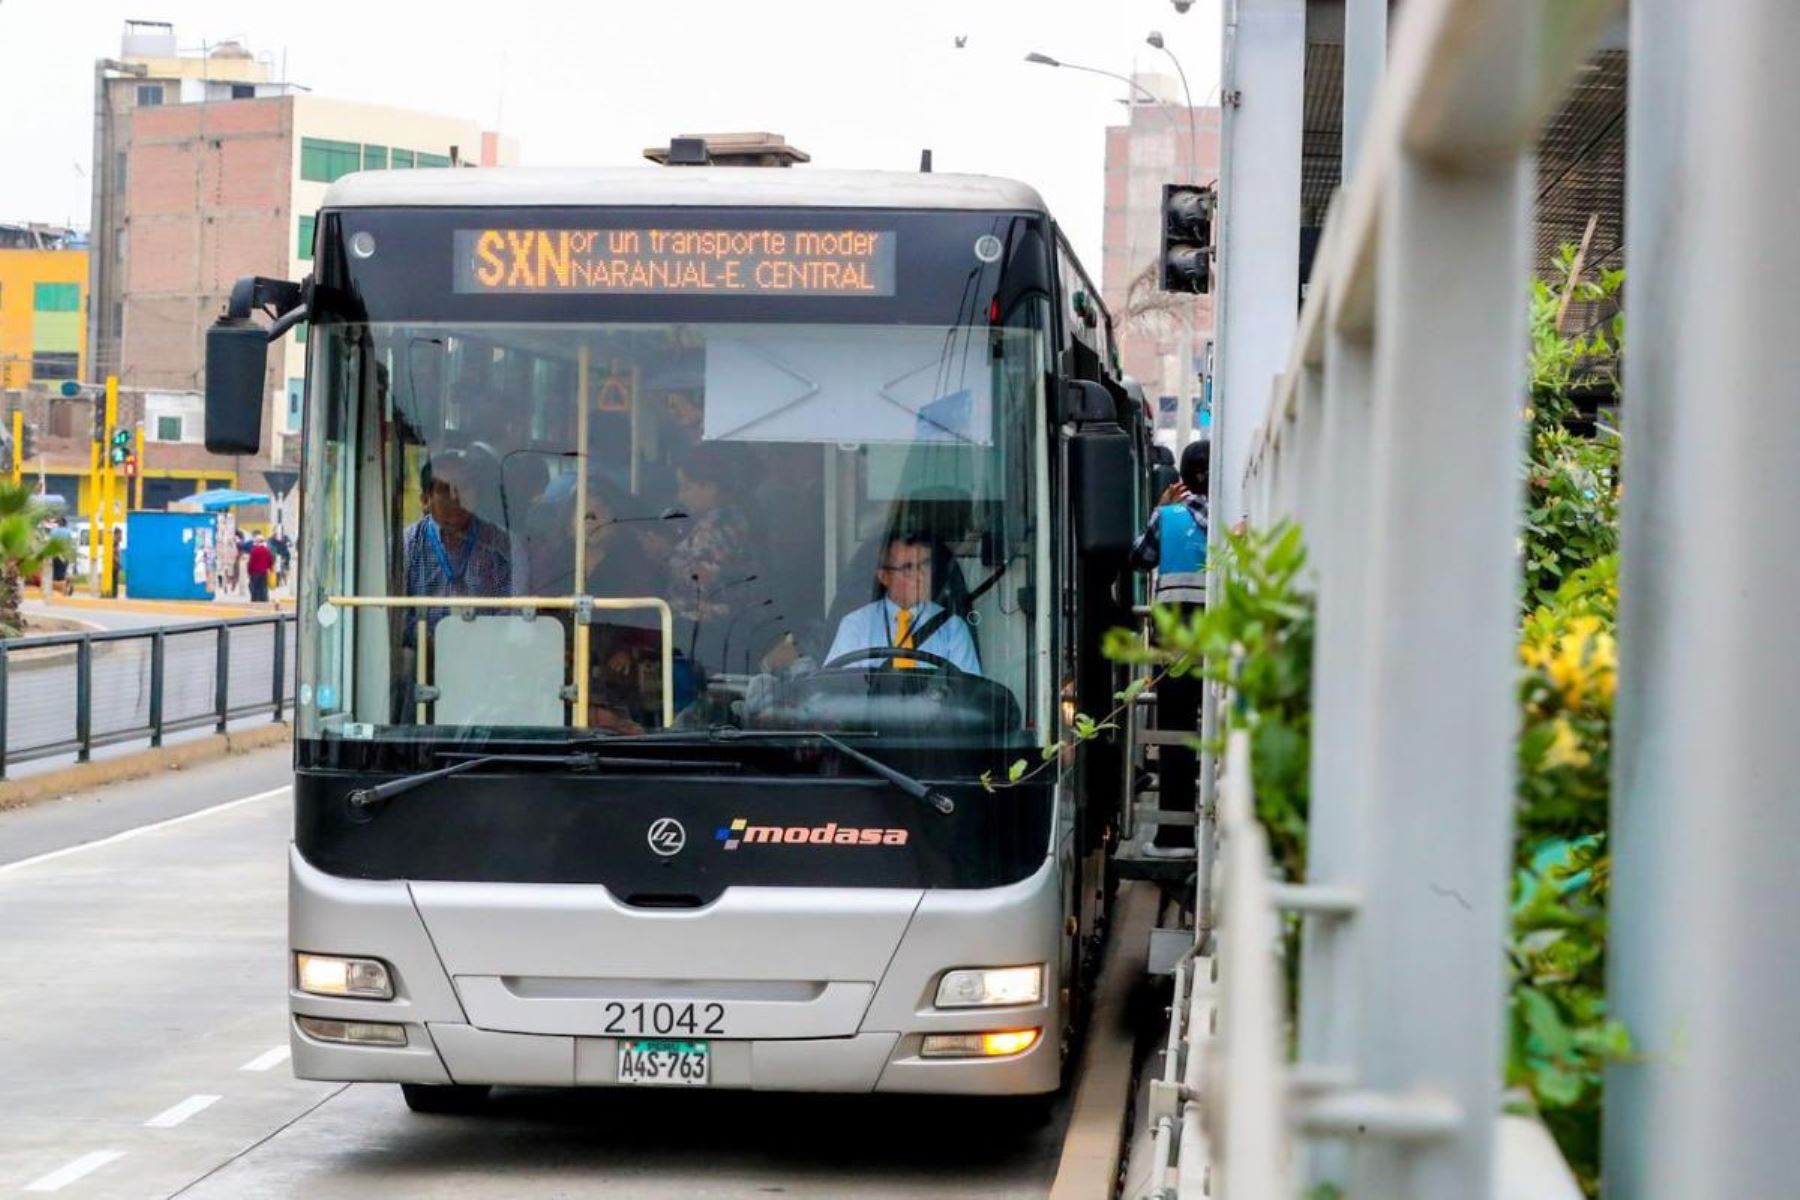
[935,965,1043,1008]
[296,953,394,999]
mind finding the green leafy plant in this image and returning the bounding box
[1507,247,1628,1195]
[1509,557,1623,1195]
[1523,246,1622,609]
[979,681,1138,794]
[0,482,70,638]
[1103,522,1315,881]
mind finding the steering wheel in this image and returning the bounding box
[820,646,964,675]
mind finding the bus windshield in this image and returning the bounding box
[298,216,1053,761]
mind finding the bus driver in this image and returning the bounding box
[825,533,981,675]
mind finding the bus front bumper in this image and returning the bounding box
[289,846,1064,1095]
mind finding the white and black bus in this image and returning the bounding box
[206,164,1150,1112]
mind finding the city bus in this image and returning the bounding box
[205,164,1149,1114]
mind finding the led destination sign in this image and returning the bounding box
[454,228,897,296]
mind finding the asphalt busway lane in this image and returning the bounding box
[0,758,1075,1198]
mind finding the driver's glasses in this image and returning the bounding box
[880,560,930,578]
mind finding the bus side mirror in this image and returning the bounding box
[1071,425,1135,559]
[205,321,268,455]
[1060,380,1116,425]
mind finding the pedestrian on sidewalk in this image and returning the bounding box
[218,523,240,595]
[246,533,274,603]
[108,527,124,598]
[270,528,292,589]
[50,516,70,596]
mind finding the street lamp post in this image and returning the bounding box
[1023,52,1185,141]
[1146,32,1201,183]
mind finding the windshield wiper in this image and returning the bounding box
[347,749,729,809]
[579,727,955,816]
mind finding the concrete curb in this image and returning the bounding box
[0,723,292,813]
[1049,881,1157,1200]
[33,596,289,620]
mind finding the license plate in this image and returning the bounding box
[618,1039,711,1086]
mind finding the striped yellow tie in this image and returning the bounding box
[893,607,917,669]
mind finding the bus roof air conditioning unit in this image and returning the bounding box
[665,137,712,166]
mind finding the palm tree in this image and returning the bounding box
[0,482,70,638]
[1115,259,1199,337]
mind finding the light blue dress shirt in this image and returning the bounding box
[825,597,982,675]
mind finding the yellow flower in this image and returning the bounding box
[1567,615,1605,641]
[1520,638,1553,671]
[1547,639,1588,708]
[1542,718,1591,770]
[1594,666,1617,706]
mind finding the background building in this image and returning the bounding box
[1100,74,1221,436]
[0,223,87,391]
[69,19,516,518]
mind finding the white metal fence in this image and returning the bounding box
[1146,0,1642,1195]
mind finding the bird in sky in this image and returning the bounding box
[954,35,967,48]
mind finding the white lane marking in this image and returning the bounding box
[144,1093,222,1128]
[240,1044,290,1072]
[24,1150,126,1192]
[0,786,290,876]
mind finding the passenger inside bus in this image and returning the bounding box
[824,532,982,675]
[400,451,513,643]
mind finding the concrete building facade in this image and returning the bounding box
[0,233,88,391]
[87,21,275,384]
[79,20,516,510]
[1100,76,1221,435]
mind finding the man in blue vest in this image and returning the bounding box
[1131,438,1209,603]
[1131,438,1209,852]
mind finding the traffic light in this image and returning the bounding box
[123,452,137,478]
[21,422,37,462]
[109,428,131,465]
[92,400,105,445]
[1160,183,1214,294]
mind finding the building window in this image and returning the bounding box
[417,151,452,169]
[156,415,183,442]
[33,282,80,312]
[136,83,164,106]
[297,214,315,262]
[285,378,304,434]
[390,148,414,170]
[295,320,308,345]
[231,83,255,99]
[363,145,388,170]
[115,151,128,192]
[31,352,79,381]
[300,137,361,184]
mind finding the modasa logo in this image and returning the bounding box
[715,817,909,850]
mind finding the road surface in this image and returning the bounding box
[0,748,1073,1199]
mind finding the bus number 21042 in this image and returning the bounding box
[602,1001,726,1037]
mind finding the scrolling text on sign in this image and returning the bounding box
[455,229,897,296]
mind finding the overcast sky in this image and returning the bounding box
[0,0,1220,270]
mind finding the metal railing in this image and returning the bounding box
[0,615,296,776]
[1150,0,1627,1195]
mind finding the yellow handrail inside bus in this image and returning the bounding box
[324,594,675,728]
